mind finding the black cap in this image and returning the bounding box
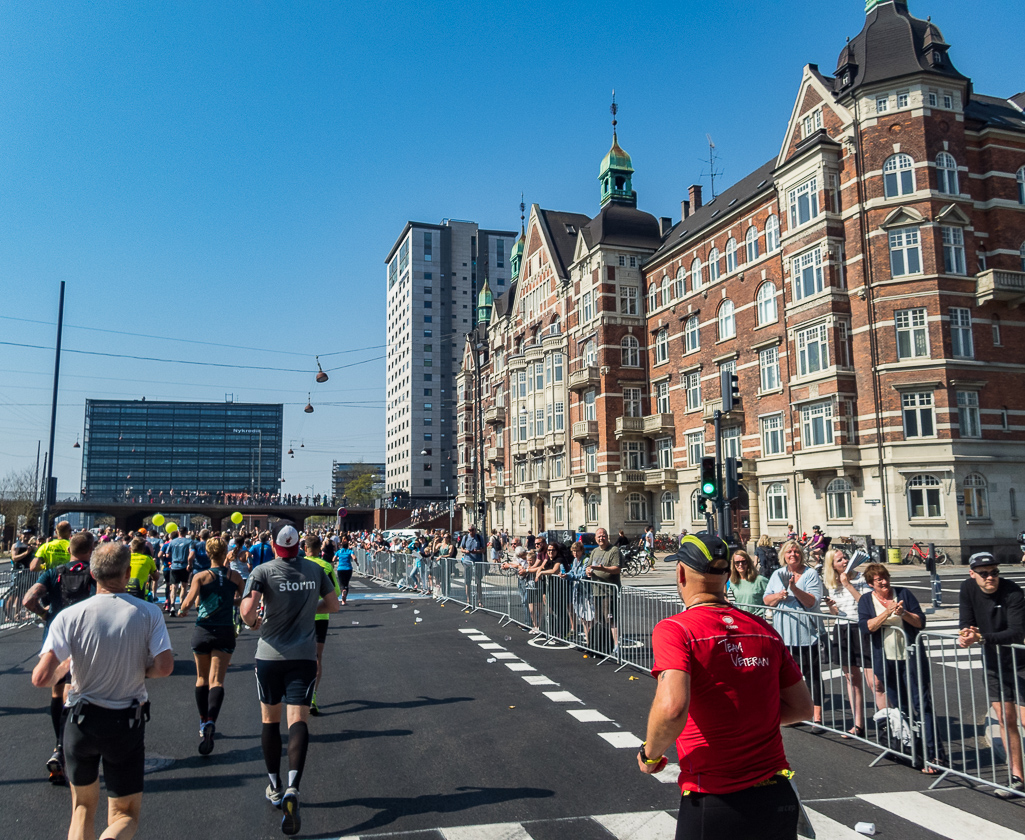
[968,551,998,570]
[668,533,731,575]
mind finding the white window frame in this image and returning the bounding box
[660,491,675,523]
[722,425,741,459]
[708,248,721,283]
[621,335,640,367]
[620,285,638,315]
[586,492,599,522]
[673,267,685,299]
[765,215,780,252]
[796,322,829,377]
[654,328,669,364]
[690,257,703,291]
[801,400,834,448]
[648,283,658,313]
[957,390,981,438]
[745,226,759,263]
[936,152,959,195]
[941,226,966,275]
[895,308,929,359]
[907,474,942,519]
[684,372,702,411]
[554,401,564,431]
[661,276,672,307]
[766,482,788,521]
[883,153,915,197]
[902,391,935,438]
[950,308,974,358]
[756,281,777,326]
[793,247,824,300]
[655,381,670,414]
[656,437,673,469]
[553,494,564,524]
[717,299,736,340]
[963,473,988,519]
[761,413,785,456]
[581,290,594,322]
[686,431,704,465]
[826,478,853,520]
[788,177,819,229]
[759,346,780,392]
[725,238,738,273]
[584,389,596,421]
[622,440,645,471]
[624,387,642,418]
[684,316,700,353]
[889,226,921,277]
[626,493,647,522]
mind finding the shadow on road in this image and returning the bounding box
[310,728,413,744]
[328,695,473,714]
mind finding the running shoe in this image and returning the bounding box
[46,748,65,785]
[996,776,1024,798]
[198,721,215,755]
[280,786,301,835]
[266,782,284,807]
[309,694,320,716]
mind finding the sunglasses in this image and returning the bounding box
[975,568,1000,579]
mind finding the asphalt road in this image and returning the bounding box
[1,577,1023,839]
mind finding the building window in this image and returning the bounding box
[902,392,935,438]
[535,361,545,390]
[582,290,594,322]
[660,491,675,522]
[621,335,641,367]
[907,474,942,518]
[928,91,937,107]
[686,431,704,465]
[624,387,643,418]
[1020,242,1025,271]
[992,315,1002,347]
[656,438,673,469]
[648,283,658,313]
[897,91,909,109]
[895,308,929,359]
[826,478,853,520]
[553,494,564,524]
[876,95,889,113]
[586,493,599,522]
[756,281,777,326]
[684,316,700,353]
[883,153,915,197]
[496,238,505,268]
[655,381,670,414]
[765,215,780,252]
[950,308,974,358]
[963,474,988,519]
[655,328,669,364]
[941,226,966,275]
[622,440,645,470]
[585,444,597,474]
[889,227,921,276]
[788,177,819,229]
[766,482,788,521]
[626,493,647,522]
[684,372,702,411]
[801,400,834,447]
[761,413,785,455]
[1018,167,1025,204]
[584,340,597,367]
[745,226,759,263]
[620,285,638,315]
[555,401,564,431]
[661,276,672,307]
[725,238,738,273]
[554,353,564,382]
[674,267,685,298]
[519,499,529,524]
[793,247,824,300]
[584,389,596,421]
[796,323,829,377]
[957,390,981,438]
[708,248,721,283]
[717,300,736,340]
[618,255,626,267]
[691,257,703,291]
[759,346,780,391]
[936,152,959,195]
[802,108,822,137]
[722,425,741,459]
[691,489,705,523]
[423,231,432,261]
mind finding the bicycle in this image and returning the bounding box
[903,540,950,566]
[653,533,679,553]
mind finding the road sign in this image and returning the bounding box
[337,507,347,518]
[865,499,880,505]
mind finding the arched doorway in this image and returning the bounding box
[731,485,750,546]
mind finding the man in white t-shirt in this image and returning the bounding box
[32,542,174,840]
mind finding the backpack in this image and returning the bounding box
[58,562,93,607]
[762,546,779,569]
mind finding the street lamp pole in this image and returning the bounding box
[472,279,494,533]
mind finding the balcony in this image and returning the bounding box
[644,468,678,488]
[976,269,1025,306]
[702,397,743,422]
[642,413,675,437]
[615,416,645,439]
[572,420,599,441]
[544,431,567,449]
[570,472,600,488]
[614,470,647,491]
[484,405,506,426]
[793,445,861,476]
[568,365,600,391]
[520,479,550,495]
[486,445,505,463]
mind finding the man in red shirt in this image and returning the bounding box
[637,533,813,840]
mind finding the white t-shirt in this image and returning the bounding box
[42,593,172,709]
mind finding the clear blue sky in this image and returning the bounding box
[0,0,1019,498]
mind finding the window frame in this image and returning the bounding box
[745,226,760,263]
[801,399,834,448]
[619,285,639,316]
[883,153,916,198]
[826,478,853,520]
[793,247,824,301]
[902,391,936,438]
[788,177,820,229]
[765,215,780,252]
[941,226,966,275]
[684,372,702,411]
[950,308,974,359]
[684,316,700,353]
[895,308,930,360]
[756,281,778,326]
[907,474,943,519]
[936,152,959,195]
[889,226,922,277]
[654,328,669,364]
[725,238,738,273]
[957,389,981,438]
[766,482,788,521]
[963,473,988,519]
[761,413,785,456]
[621,334,641,368]
[660,491,675,523]
[796,322,830,378]
[759,346,780,392]
[717,299,736,341]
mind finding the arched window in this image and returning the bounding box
[654,328,669,364]
[745,226,760,262]
[718,299,736,340]
[626,492,648,522]
[766,482,788,521]
[583,339,597,367]
[621,335,640,367]
[660,491,676,523]
[674,266,686,298]
[756,281,778,326]
[690,489,704,522]
[648,282,658,313]
[691,257,703,291]
[725,238,738,273]
[765,215,780,252]
[883,153,916,197]
[708,248,721,282]
[907,474,942,518]
[963,473,988,519]
[519,499,529,524]
[684,315,700,352]
[661,275,672,306]
[1018,166,1025,204]
[936,152,959,195]
[586,494,599,523]
[826,478,853,520]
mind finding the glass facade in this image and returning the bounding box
[81,400,283,498]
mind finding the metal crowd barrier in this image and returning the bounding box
[0,567,40,631]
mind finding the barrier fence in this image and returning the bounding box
[0,566,39,631]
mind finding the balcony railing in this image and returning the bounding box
[703,398,743,421]
[520,479,550,494]
[642,413,675,437]
[570,472,600,488]
[572,420,599,441]
[615,416,645,438]
[484,405,506,426]
[976,268,1025,306]
[568,365,600,391]
[614,469,647,490]
[486,445,505,463]
[644,468,678,487]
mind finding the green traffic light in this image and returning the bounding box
[701,481,716,495]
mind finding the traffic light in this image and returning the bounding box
[721,368,740,413]
[700,457,719,500]
[724,457,740,501]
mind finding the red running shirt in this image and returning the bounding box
[651,604,804,795]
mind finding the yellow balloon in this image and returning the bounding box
[230,511,243,525]
[165,522,178,533]
[152,514,165,526]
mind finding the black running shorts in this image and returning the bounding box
[675,773,799,840]
[170,569,189,585]
[315,618,329,644]
[255,659,317,707]
[336,569,353,589]
[191,624,236,655]
[63,706,146,798]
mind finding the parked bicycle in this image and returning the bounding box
[903,540,950,566]
[620,546,652,576]
[653,532,679,552]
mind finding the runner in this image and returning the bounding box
[31,542,174,840]
[179,536,245,755]
[189,529,212,578]
[249,530,274,568]
[334,537,355,605]
[128,537,159,600]
[303,534,341,716]
[239,521,339,836]
[30,520,73,572]
[166,528,193,616]
[22,531,97,785]
[638,534,814,840]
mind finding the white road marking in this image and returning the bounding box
[653,765,679,784]
[542,690,581,703]
[441,823,533,840]
[859,791,1025,840]
[478,642,505,650]
[522,675,557,686]
[468,634,491,641]
[458,628,480,634]
[568,709,612,722]
[505,662,536,672]
[802,808,866,839]
[492,652,518,660]
[599,731,643,748]
[592,810,679,839]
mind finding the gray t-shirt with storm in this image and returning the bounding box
[244,557,332,661]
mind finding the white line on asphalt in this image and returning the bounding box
[592,810,679,839]
[802,808,866,839]
[478,642,505,650]
[492,652,518,660]
[505,662,536,672]
[568,709,612,722]
[858,791,1025,840]
[653,765,678,784]
[441,822,533,839]
[598,731,642,748]
[522,675,557,685]
[458,628,480,633]
[542,690,581,703]
[468,635,491,641]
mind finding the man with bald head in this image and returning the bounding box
[31,520,73,572]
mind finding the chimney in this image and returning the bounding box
[681,199,690,220]
[688,184,703,211]
[659,217,673,237]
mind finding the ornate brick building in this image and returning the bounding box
[458,0,1025,560]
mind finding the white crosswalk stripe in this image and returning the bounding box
[857,791,1025,840]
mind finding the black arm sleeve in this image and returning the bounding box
[958,579,976,632]
[986,586,1025,646]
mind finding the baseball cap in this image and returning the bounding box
[271,520,301,558]
[668,533,731,575]
[968,551,998,570]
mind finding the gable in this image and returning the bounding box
[778,65,852,167]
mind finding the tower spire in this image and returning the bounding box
[519,192,525,234]
[610,89,618,137]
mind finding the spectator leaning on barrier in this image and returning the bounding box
[12,529,33,569]
[459,524,484,609]
[957,551,1025,795]
[727,550,767,617]
[587,528,621,654]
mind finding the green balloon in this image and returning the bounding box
[165,522,178,533]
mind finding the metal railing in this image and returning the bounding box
[0,567,40,632]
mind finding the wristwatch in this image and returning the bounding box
[638,743,663,765]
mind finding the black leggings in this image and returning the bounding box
[676,775,799,840]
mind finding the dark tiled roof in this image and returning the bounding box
[538,209,591,278]
[965,94,1025,132]
[647,159,777,264]
[582,202,662,250]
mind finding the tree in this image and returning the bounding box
[0,467,40,533]
[343,473,377,507]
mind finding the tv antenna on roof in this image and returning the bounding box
[702,134,723,200]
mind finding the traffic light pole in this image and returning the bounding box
[713,409,726,541]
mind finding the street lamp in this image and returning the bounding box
[469,279,494,531]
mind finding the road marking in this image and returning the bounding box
[858,791,1025,840]
[522,675,557,686]
[441,823,532,840]
[492,652,519,660]
[479,642,505,650]
[592,810,678,839]
[505,662,536,672]
[542,690,581,703]
[468,634,491,641]
[568,709,612,722]
[599,731,642,748]
[458,628,480,634]
[653,765,678,784]
[802,808,866,839]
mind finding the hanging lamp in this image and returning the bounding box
[304,393,314,413]
[315,356,329,383]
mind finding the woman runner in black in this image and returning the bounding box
[179,536,245,755]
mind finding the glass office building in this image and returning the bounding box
[82,400,283,498]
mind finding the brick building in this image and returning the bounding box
[458,0,1025,560]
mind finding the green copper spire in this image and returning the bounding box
[599,91,636,208]
[866,0,908,11]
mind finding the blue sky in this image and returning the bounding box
[0,0,1020,498]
